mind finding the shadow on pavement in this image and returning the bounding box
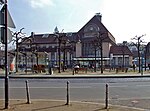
[32,104,66,111]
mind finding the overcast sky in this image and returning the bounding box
[7,0,150,43]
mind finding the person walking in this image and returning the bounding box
[74,64,79,73]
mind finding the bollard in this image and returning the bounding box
[25,80,31,104]
[105,84,109,109]
[65,81,70,105]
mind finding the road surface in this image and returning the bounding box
[0,77,150,110]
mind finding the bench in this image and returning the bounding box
[74,67,87,73]
[33,65,46,73]
[116,67,128,73]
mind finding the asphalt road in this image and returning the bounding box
[1,78,150,110]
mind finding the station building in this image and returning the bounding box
[0,13,134,71]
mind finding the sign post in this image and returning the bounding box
[4,1,9,109]
[0,0,15,109]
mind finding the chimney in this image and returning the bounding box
[30,32,35,42]
[95,12,102,22]
[31,32,35,37]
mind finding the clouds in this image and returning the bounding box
[9,0,150,43]
[29,0,54,8]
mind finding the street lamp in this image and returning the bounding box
[56,33,62,73]
[53,33,61,73]
[122,41,127,72]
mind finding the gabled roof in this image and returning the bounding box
[110,46,133,56]
[77,14,116,44]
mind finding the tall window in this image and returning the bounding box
[83,42,97,57]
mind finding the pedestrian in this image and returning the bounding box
[74,64,79,73]
[20,64,24,72]
[148,64,150,70]
[92,65,94,72]
[132,63,136,72]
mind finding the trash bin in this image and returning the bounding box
[10,63,14,71]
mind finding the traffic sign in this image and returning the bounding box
[0,4,15,44]
[0,5,16,28]
[0,27,12,44]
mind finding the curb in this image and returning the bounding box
[0,74,150,79]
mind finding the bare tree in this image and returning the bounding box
[54,27,66,73]
[131,35,145,73]
[12,28,25,72]
[95,32,106,74]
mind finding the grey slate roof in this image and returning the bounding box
[110,46,133,56]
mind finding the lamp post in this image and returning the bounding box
[122,41,127,72]
[53,27,62,73]
[54,33,62,73]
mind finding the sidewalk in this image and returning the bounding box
[0,68,150,78]
[0,100,144,111]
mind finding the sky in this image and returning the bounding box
[5,0,150,43]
